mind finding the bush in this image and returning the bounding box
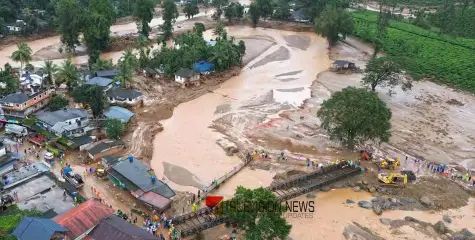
[48,94,69,111]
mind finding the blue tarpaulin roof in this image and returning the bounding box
[104,106,135,123]
[193,61,214,73]
[13,217,68,240]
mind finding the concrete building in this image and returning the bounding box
[0,89,55,118]
[106,88,143,106]
[35,108,91,138]
[174,68,200,88]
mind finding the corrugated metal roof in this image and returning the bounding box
[137,191,172,211]
[88,215,159,240]
[13,217,68,240]
[87,140,125,156]
[0,92,30,104]
[95,69,120,78]
[112,160,175,198]
[104,106,135,123]
[86,77,113,87]
[54,199,114,239]
[36,108,89,126]
[106,88,143,99]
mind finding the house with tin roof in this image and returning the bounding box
[87,215,159,240]
[85,77,114,91]
[174,68,200,87]
[86,139,125,160]
[107,157,175,211]
[35,108,92,138]
[104,106,135,123]
[54,199,114,240]
[13,217,69,240]
[94,69,120,79]
[106,88,143,106]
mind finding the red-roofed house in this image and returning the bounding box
[54,199,114,240]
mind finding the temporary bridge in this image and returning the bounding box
[172,161,361,237]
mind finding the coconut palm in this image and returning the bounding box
[56,58,80,90]
[115,48,138,88]
[11,42,33,75]
[42,60,59,88]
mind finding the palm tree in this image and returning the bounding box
[42,60,59,88]
[116,48,138,88]
[11,42,33,75]
[56,58,80,90]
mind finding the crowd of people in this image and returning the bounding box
[405,156,474,186]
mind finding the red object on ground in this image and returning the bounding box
[205,196,223,208]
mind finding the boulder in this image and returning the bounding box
[358,201,372,209]
[348,182,356,187]
[333,182,345,189]
[404,216,420,223]
[443,215,452,224]
[321,186,330,192]
[355,180,363,186]
[306,193,317,198]
[434,221,447,234]
[379,218,391,225]
[362,180,369,185]
[346,199,355,204]
[353,186,361,192]
[373,205,383,215]
[420,196,434,208]
[368,186,377,193]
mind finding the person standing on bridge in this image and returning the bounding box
[192,202,198,212]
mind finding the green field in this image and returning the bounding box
[352,11,475,93]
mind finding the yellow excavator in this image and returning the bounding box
[378,172,407,188]
[374,157,400,170]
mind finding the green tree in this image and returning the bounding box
[55,0,84,53]
[105,118,125,139]
[255,0,273,19]
[183,2,199,19]
[133,0,155,37]
[213,23,225,38]
[249,2,260,27]
[223,187,292,240]
[0,68,19,95]
[193,22,206,37]
[42,60,58,87]
[374,6,391,58]
[56,58,80,90]
[209,37,242,71]
[11,42,32,74]
[362,57,411,92]
[317,87,392,149]
[116,48,138,87]
[314,6,354,46]
[238,40,246,62]
[272,0,290,20]
[71,85,108,118]
[161,0,178,40]
[83,0,115,57]
[48,94,69,111]
[91,59,114,72]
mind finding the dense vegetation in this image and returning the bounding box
[0,205,43,239]
[428,4,475,39]
[353,10,475,93]
[317,87,392,149]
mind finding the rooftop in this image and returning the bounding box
[2,162,50,190]
[95,69,120,78]
[110,159,175,198]
[36,108,89,126]
[70,135,94,147]
[88,215,159,240]
[104,106,135,123]
[13,217,68,240]
[0,92,30,104]
[102,156,122,166]
[87,140,125,156]
[54,199,115,239]
[85,77,113,87]
[7,175,76,214]
[106,88,143,100]
[175,68,198,78]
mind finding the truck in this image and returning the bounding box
[61,167,84,189]
[5,124,28,138]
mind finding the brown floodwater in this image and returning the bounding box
[287,189,475,240]
[150,26,330,192]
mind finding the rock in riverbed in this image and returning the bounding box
[433,221,447,234]
[443,215,452,223]
[321,186,330,192]
[346,199,355,204]
[358,201,372,209]
[379,218,391,225]
[420,196,434,208]
[306,193,316,198]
